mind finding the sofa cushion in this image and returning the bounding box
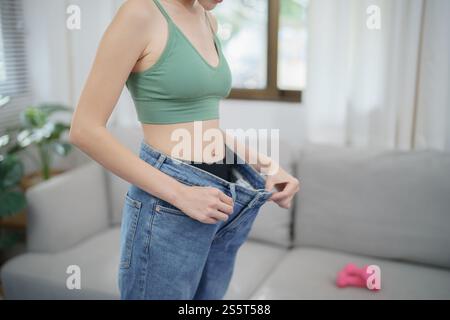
[224,240,287,299]
[1,228,121,299]
[250,247,450,299]
[26,161,110,253]
[294,144,450,268]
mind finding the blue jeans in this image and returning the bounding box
[118,139,273,300]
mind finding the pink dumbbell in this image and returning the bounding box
[336,263,380,291]
[342,263,371,281]
[336,270,366,288]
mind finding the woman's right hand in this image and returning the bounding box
[173,185,234,224]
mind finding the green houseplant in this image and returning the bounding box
[0,136,26,249]
[8,104,74,181]
[0,137,26,216]
[0,103,73,248]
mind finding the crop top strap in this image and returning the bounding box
[153,0,173,24]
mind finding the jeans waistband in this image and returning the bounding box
[138,139,273,206]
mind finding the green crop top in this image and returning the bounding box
[125,0,232,124]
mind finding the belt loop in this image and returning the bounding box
[155,153,166,170]
[229,183,236,203]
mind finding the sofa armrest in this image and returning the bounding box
[26,161,110,253]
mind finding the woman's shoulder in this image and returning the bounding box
[100,0,157,57]
[115,0,157,26]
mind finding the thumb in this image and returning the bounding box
[265,176,276,192]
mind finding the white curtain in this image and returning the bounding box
[305,0,450,151]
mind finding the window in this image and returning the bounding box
[215,0,308,102]
[0,0,30,133]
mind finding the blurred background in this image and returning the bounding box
[0,0,449,300]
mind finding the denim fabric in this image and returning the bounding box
[118,139,273,300]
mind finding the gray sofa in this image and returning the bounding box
[1,126,450,299]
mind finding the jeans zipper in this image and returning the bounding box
[214,193,262,239]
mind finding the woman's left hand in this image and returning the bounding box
[264,166,300,209]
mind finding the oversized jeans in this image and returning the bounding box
[118,139,273,300]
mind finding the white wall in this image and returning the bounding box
[220,99,306,147]
[23,0,71,106]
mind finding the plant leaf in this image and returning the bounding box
[48,122,70,140]
[0,155,24,188]
[5,141,26,155]
[52,142,72,156]
[0,190,27,217]
[0,134,10,149]
[0,230,20,249]
[20,107,48,128]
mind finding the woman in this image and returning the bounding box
[69,0,299,300]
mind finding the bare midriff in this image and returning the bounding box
[141,119,226,164]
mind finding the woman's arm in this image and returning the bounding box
[69,1,233,224]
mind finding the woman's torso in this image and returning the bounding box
[127,0,231,163]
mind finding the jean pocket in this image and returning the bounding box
[119,192,143,269]
[154,199,188,217]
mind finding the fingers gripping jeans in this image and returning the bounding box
[118,139,273,300]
